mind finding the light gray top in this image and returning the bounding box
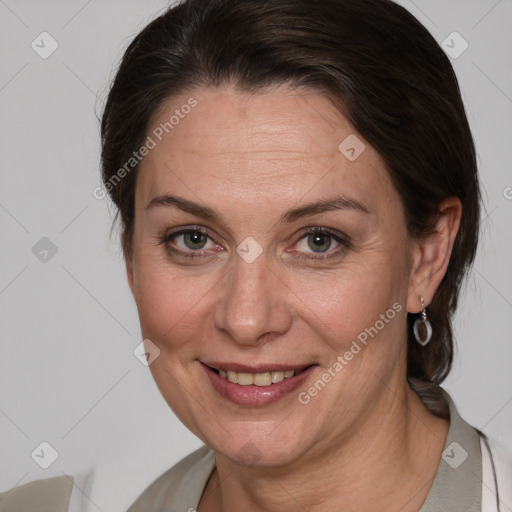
[0,391,483,511]
[127,391,483,511]
[0,474,74,512]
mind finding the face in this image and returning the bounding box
[127,85,415,467]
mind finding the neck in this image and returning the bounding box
[199,381,449,512]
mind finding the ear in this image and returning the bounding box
[125,254,136,297]
[407,197,462,313]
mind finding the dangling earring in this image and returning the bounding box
[413,297,432,346]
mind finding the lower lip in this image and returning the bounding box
[201,363,318,407]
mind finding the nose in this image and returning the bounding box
[213,253,293,347]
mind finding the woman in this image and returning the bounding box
[2,0,510,510]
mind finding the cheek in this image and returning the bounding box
[288,252,408,358]
[132,261,219,349]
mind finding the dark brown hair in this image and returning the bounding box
[100,0,481,415]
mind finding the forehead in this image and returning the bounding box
[137,85,394,213]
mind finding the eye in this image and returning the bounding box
[291,227,350,260]
[162,227,222,258]
[297,231,337,253]
[176,231,211,251]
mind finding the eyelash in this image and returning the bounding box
[160,225,351,262]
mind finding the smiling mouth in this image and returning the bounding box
[205,365,313,386]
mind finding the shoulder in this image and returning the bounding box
[0,474,75,511]
[481,436,512,511]
[0,469,94,512]
[127,444,216,511]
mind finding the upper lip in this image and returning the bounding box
[202,362,315,373]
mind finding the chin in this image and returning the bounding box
[205,421,312,468]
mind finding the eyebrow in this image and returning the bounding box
[145,193,371,224]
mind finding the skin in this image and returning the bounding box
[126,85,462,511]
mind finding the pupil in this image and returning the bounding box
[185,232,206,249]
[308,233,331,252]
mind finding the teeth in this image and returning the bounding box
[253,372,272,386]
[271,371,285,383]
[237,372,254,386]
[218,368,301,386]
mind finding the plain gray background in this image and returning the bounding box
[1,1,511,510]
